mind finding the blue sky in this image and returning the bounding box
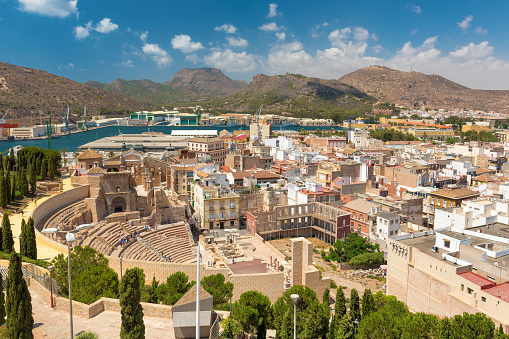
[1,0,508,89]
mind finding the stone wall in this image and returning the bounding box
[229,272,284,303]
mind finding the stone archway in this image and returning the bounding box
[112,197,126,212]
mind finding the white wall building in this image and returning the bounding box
[376,211,401,240]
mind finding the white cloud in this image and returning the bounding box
[57,62,74,70]
[373,45,383,54]
[276,32,286,41]
[94,17,118,34]
[142,43,172,67]
[203,48,256,72]
[411,29,418,35]
[74,21,92,40]
[411,5,421,14]
[458,15,473,32]
[328,28,351,46]
[186,54,201,64]
[171,34,204,53]
[18,0,78,18]
[267,3,279,18]
[449,41,493,59]
[354,27,369,41]
[475,27,488,34]
[226,36,248,48]
[214,24,237,34]
[140,31,148,42]
[259,22,284,32]
[121,60,134,67]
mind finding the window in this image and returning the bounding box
[437,198,441,206]
[482,297,486,302]
[353,212,356,218]
[444,239,450,248]
[209,213,214,220]
[467,288,473,295]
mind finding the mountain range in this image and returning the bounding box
[1,60,509,123]
[85,68,248,104]
[339,65,509,113]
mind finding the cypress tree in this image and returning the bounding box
[2,214,13,254]
[361,289,375,319]
[11,173,16,201]
[40,159,47,180]
[29,167,36,195]
[147,276,159,304]
[8,149,14,172]
[19,168,28,197]
[26,218,37,260]
[5,170,10,205]
[6,251,34,338]
[335,287,347,318]
[0,154,3,172]
[0,275,5,324]
[323,287,330,305]
[20,219,27,257]
[48,160,55,181]
[0,175,5,209]
[349,289,360,322]
[120,268,145,339]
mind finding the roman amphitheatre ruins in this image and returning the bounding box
[33,149,331,303]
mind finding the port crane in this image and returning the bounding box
[46,108,52,149]
[255,104,263,145]
[63,105,70,134]
[83,105,87,130]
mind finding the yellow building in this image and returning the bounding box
[193,182,240,230]
[409,128,454,138]
[461,124,491,133]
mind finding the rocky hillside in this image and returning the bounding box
[0,61,147,123]
[339,65,509,113]
[198,72,375,117]
[86,68,247,104]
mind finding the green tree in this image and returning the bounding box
[357,299,408,338]
[201,273,233,307]
[11,172,17,200]
[51,246,110,298]
[335,287,347,318]
[120,268,145,339]
[6,251,34,338]
[0,175,6,209]
[26,217,37,260]
[231,291,271,338]
[5,169,10,205]
[73,265,119,304]
[334,314,355,339]
[277,309,293,339]
[349,252,386,267]
[147,276,159,304]
[323,287,330,306]
[449,312,496,338]
[323,233,379,263]
[219,316,240,339]
[361,289,375,319]
[400,312,441,338]
[349,289,360,321]
[2,214,13,254]
[272,285,327,339]
[19,168,28,196]
[20,219,27,257]
[0,275,5,325]
[29,165,36,194]
[155,271,195,305]
[40,159,48,180]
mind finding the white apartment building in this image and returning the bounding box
[11,125,47,138]
[376,211,401,240]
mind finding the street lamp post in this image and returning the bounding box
[119,258,123,279]
[354,319,359,336]
[291,294,299,339]
[48,265,54,308]
[196,244,201,339]
[41,223,92,339]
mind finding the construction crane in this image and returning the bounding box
[63,104,70,134]
[46,108,53,150]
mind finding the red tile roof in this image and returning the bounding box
[457,272,495,289]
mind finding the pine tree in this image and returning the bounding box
[26,218,37,260]
[6,251,34,338]
[335,287,347,318]
[120,268,145,339]
[40,159,47,180]
[20,219,27,257]
[361,289,375,319]
[334,314,355,339]
[323,287,330,306]
[328,315,336,339]
[2,214,13,254]
[349,289,360,322]
[0,275,5,324]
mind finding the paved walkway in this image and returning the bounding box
[10,176,73,261]
[30,287,175,339]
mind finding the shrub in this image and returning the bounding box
[330,280,338,289]
[76,331,99,339]
[348,252,386,267]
